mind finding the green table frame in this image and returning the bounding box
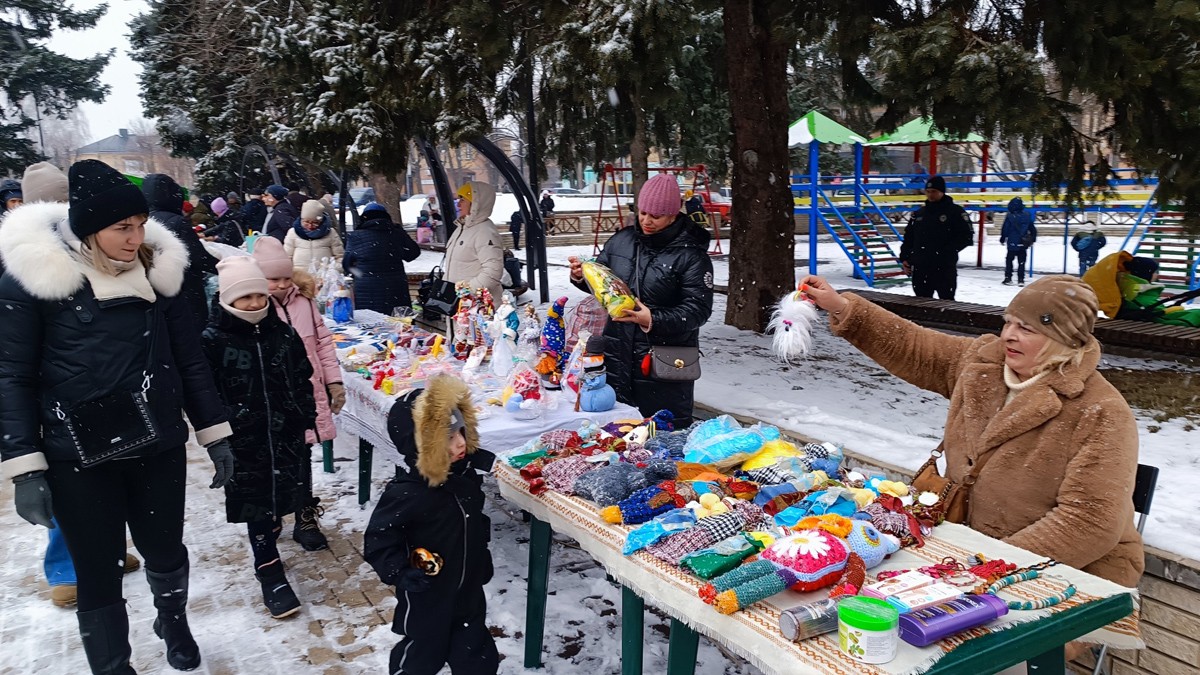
[520,517,1135,675]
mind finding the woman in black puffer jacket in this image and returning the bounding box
[570,174,714,426]
[342,203,422,314]
[0,160,233,674]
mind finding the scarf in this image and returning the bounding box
[219,301,269,325]
[59,221,156,303]
[293,215,331,241]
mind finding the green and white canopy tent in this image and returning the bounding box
[788,111,868,274]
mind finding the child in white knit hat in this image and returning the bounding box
[201,256,318,619]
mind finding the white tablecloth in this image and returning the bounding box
[331,310,640,457]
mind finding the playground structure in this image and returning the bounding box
[789,111,1199,294]
[594,163,725,256]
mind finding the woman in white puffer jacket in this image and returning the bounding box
[285,199,344,271]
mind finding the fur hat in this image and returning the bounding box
[924,175,947,194]
[638,174,682,217]
[67,160,148,239]
[265,184,288,200]
[217,256,268,304]
[21,162,68,203]
[300,199,325,221]
[250,235,293,279]
[1006,274,1099,348]
[412,376,480,486]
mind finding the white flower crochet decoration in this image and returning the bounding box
[781,530,831,560]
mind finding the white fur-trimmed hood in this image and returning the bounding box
[0,202,189,301]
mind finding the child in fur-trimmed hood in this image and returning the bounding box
[364,375,499,675]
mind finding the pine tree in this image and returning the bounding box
[0,0,109,175]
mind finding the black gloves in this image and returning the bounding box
[206,439,236,489]
[397,567,432,593]
[14,471,55,528]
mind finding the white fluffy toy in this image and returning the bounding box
[767,285,819,363]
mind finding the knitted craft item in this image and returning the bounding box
[795,514,854,539]
[828,553,867,598]
[646,526,716,566]
[571,459,677,507]
[800,442,844,475]
[601,481,688,525]
[644,429,689,460]
[699,559,778,603]
[542,456,596,494]
[761,530,850,592]
[857,502,923,548]
[539,429,580,451]
[539,296,568,369]
[842,519,901,569]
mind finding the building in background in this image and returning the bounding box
[73,128,196,186]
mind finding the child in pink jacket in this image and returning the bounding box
[253,237,345,551]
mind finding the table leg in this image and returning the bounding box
[321,440,334,473]
[1026,644,1066,674]
[621,586,644,675]
[524,516,552,669]
[666,619,699,675]
[358,438,373,507]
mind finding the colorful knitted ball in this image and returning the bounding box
[761,530,849,592]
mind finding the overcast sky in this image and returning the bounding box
[46,0,151,144]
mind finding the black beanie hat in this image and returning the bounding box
[924,175,947,193]
[1126,257,1159,281]
[68,160,148,240]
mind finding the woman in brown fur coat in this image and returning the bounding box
[800,274,1143,588]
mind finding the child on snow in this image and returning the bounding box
[252,237,346,552]
[202,256,317,619]
[1071,224,1107,275]
[364,376,499,675]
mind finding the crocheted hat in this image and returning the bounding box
[842,519,900,569]
[637,174,682,217]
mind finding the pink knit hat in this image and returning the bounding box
[637,174,682,217]
[251,235,294,279]
[217,256,268,304]
[210,197,228,217]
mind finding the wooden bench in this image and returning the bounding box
[850,289,1200,359]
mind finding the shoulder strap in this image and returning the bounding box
[142,307,160,393]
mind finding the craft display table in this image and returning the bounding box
[329,311,639,504]
[495,463,1142,675]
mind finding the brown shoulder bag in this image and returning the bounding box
[910,443,999,524]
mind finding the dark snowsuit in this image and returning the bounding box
[342,214,422,313]
[571,214,715,426]
[203,210,246,247]
[899,194,974,300]
[143,173,219,331]
[509,210,524,250]
[240,198,268,234]
[1072,230,1107,276]
[364,378,498,675]
[999,197,1037,284]
[202,302,316,524]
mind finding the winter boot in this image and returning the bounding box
[1002,279,1013,286]
[77,601,137,675]
[292,503,329,552]
[255,560,301,619]
[144,558,201,671]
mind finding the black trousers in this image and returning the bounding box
[510,224,521,250]
[911,262,958,300]
[1005,247,1027,282]
[389,585,498,675]
[45,446,189,611]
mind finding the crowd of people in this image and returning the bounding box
[0,158,1153,674]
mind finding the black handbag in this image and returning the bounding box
[419,265,459,318]
[54,309,159,467]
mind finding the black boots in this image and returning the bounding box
[255,560,301,619]
[144,559,201,671]
[77,602,136,675]
[293,502,329,551]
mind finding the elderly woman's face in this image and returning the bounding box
[95,215,147,262]
[301,217,321,231]
[1001,317,1051,379]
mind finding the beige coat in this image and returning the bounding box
[831,293,1143,587]
[284,225,344,272]
[444,181,504,301]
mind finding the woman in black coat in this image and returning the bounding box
[142,172,220,331]
[342,203,422,314]
[570,174,714,427]
[0,160,234,674]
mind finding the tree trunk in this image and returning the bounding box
[368,173,406,223]
[628,87,651,197]
[723,0,795,331]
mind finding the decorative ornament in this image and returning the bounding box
[767,285,819,363]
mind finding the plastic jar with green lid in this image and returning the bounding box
[838,596,900,664]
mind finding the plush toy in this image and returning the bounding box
[577,336,616,413]
[766,285,819,363]
[580,260,638,319]
[699,529,851,614]
[540,296,569,369]
[841,518,900,569]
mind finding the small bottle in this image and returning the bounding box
[779,598,839,642]
[897,594,1009,647]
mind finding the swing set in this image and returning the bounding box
[594,163,724,256]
